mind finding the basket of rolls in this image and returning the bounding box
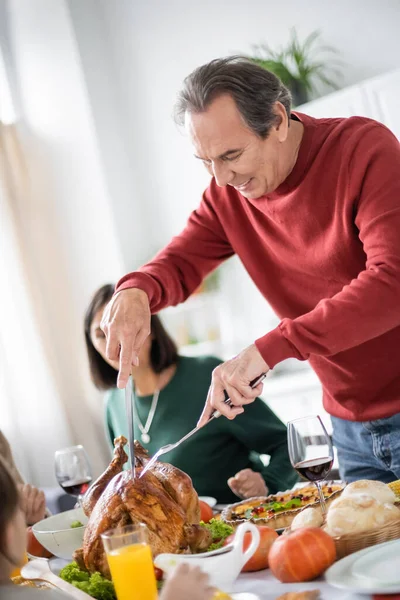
[288,479,400,559]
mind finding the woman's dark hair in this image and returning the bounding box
[84,284,179,390]
[174,56,291,139]
[0,460,19,556]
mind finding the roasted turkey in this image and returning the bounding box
[74,436,211,577]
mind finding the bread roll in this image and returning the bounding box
[325,493,400,536]
[341,480,396,505]
[291,507,324,530]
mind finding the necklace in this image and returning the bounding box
[133,381,160,444]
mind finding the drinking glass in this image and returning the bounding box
[54,445,92,506]
[101,523,157,600]
[287,415,334,516]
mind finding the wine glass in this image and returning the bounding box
[54,445,92,507]
[287,415,334,516]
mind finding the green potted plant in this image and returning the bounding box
[247,29,343,106]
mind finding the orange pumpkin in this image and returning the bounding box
[269,527,336,582]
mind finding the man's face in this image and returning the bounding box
[186,94,290,199]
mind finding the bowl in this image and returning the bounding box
[32,508,88,560]
[154,522,260,592]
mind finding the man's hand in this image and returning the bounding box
[100,288,151,388]
[19,484,46,525]
[228,469,268,499]
[197,343,269,427]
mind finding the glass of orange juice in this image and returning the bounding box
[101,523,157,600]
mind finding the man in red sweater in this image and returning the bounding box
[101,57,400,483]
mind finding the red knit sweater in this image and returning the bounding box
[117,112,400,422]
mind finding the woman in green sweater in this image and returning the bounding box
[85,284,297,503]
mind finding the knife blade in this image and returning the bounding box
[125,374,135,479]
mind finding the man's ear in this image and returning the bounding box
[273,102,289,142]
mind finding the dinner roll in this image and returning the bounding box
[291,507,324,530]
[325,493,400,536]
[341,480,396,505]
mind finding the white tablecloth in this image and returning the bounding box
[233,570,371,600]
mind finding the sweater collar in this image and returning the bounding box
[266,111,316,199]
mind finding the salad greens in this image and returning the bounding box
[200,518,234,551]
[59,562,116,600]
[245,497,302,519]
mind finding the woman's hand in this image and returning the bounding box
[159,564,215,600]
[228,469,268,499]
[197,344,269,427]
[18,483,46,525]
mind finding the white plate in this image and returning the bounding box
[325,538,400,594]
[231,595,260,600]
[351,539,400,585]
[199,496,217,508]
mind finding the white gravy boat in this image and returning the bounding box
[154,522,260,592]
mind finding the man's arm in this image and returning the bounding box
[116,185,234,311]
[102,185,234,387]
[256,124,400,368]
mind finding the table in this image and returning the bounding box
[233,571,371,600]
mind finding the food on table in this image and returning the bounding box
[269,527,336,583]
[71,520,84,528]
[199,499,214,523]
[388,479,400,498]
[199,518,234,550]
[341,479,397,504]
[223,525,278,572]
[275,591,320,600]
[60,562,116,599]
[325,493,400,536]
[27,526,53,559]
[222,483,343,529]
[290,507,324,531]
[73,436,211,577]
[213,592,233,599]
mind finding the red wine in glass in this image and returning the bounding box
[288,416,334,516]
[294,457,334,482]
[60,477,92,497]
[55,445,92,506]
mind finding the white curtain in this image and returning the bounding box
[0,122,73,485]
[0,0,126,487]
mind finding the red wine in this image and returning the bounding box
[60,477,92,496]
[294,457,333,482]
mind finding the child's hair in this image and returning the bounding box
[0,459,19,555]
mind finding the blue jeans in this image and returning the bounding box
[331,414,400,482]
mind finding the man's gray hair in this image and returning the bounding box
[174,56,292,139]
